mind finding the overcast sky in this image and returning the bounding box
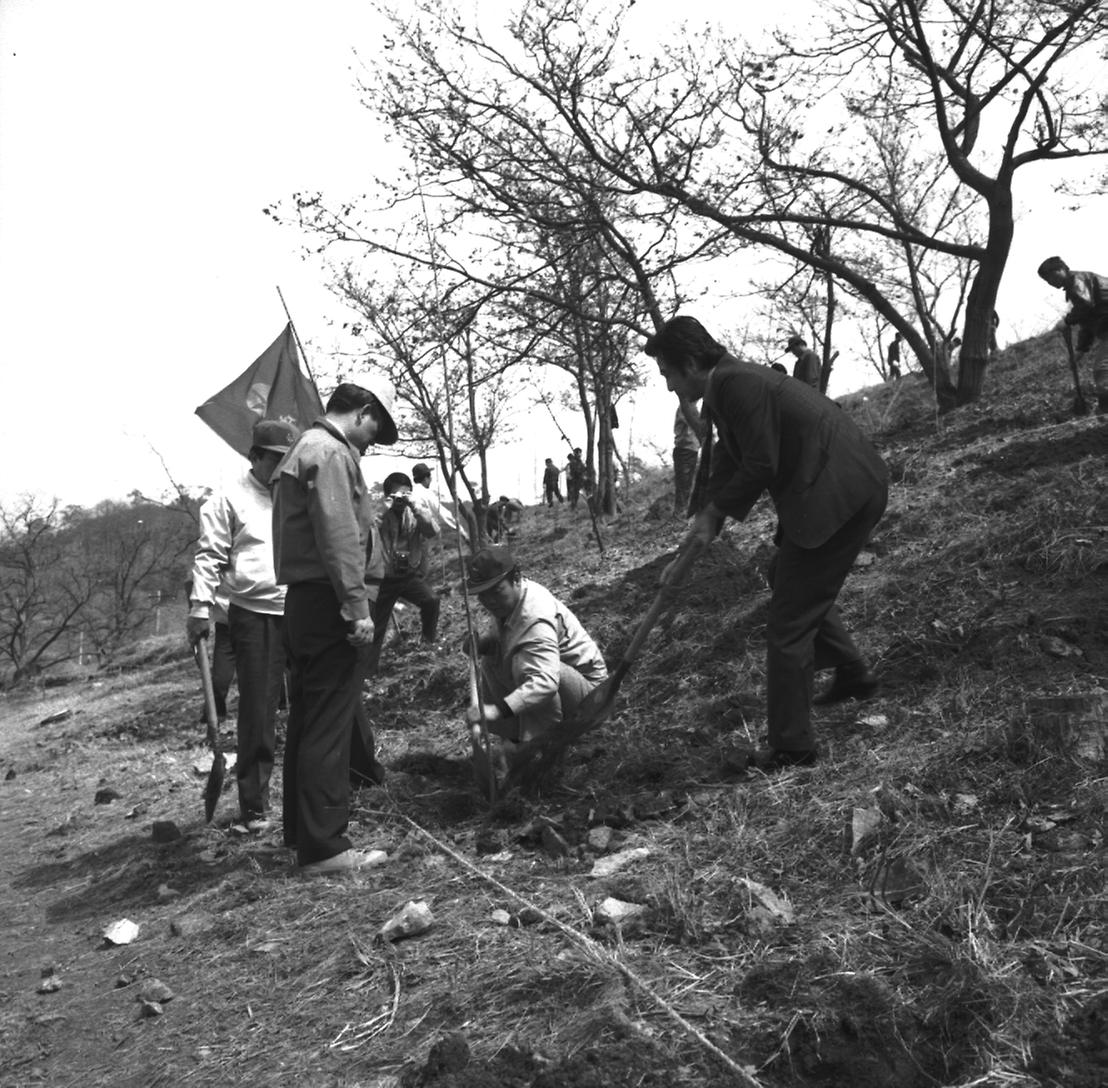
[1,0,1105,511]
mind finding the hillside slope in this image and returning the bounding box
[0,337,1105,1088]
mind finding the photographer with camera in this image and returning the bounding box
[367,472,441,674]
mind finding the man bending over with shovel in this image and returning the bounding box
[645,316,888,773]
[464,546,607,787]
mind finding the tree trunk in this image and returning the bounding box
[956,192,1013,407]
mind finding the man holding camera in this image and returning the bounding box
[367,471,441,673]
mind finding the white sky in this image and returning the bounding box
[1,0,1105,511]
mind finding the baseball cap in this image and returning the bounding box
[466,546,518,593]
[357,369,399,446]
[412,462,431,480]
[252,419,300,453]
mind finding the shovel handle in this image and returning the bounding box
[194,643,220,751]
[619,537,705,666]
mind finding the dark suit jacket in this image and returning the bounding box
[703,356,888,549]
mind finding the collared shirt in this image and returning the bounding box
[189,467,284,618]
[485,579,607,717]
[272,418,375,622]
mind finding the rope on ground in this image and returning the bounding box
[371,807,765,1088]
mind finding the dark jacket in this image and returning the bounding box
[702,355,888,549]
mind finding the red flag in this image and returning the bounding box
[195,324,323,458]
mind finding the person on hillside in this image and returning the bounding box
[644,316,889,773]
[463,545,608,782]
[1037,255,1108,414]
[272,376,399,876]
[565,448,587,510]
[487,495,524,542]
[367,471,440,673]
[673,398,705,517]
[187,419,299,834]
[785,334,822,390]
[886,332,902,381]
[411,461,466,543]
[542,458,563,506]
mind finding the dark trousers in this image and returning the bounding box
[367,575,440,673]
[673,447,699,516]
[210,621,236,718]
[765,489,887,752]
[544,482,563,506]
[226,605,285,820]
[283,583,370,865]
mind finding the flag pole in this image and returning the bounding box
[276,286,320,389]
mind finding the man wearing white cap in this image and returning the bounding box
[272,376,399,875]
[188,418,300,833]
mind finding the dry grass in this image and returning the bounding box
[2,336,1107,1087]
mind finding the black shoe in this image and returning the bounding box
[813,665,879,705]
[749,747,818,773]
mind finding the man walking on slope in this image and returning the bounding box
[785,334,822,390]
[645,316,888,773]
[272,376,399,875]
[188,419,299,832]
[1038,255,1108,415]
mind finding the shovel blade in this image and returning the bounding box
[203,752,227,823]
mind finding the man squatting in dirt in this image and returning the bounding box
[463,545,608,783]
[1037,255,1108,415]
[187,419,300,833]
[272,375,398,876]
[644,316,889,773]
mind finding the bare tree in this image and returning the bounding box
[355,0,1105,413]
[0,499,90,683]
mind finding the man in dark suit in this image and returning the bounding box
[644,316,888,772]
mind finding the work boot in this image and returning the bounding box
[814,662,879,705]
[749,747,818,773]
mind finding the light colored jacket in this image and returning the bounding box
[189,468,284,618]
[272,419,375,622]
[486,579,607,717]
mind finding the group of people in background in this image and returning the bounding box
[542,447,590,510]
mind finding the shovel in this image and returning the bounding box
[194,641,227,823]
[502,536,706,794]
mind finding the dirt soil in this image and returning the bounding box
[1,350,1107,1087]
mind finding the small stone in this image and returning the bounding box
[586,826,613,853]
[156,884,180,901]
[4,767,16,781]
[94,787,122,805]
[37,976,63,994]
[589,846,651,878]
[509,907,543,928]
[850,807,883,855]
[595,897,646,924]
[489,909,512,926]
[151,821,181,843]
[138,1000,163,1018]
[138,979,174,1004]
[115,974,134,988]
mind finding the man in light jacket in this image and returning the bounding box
[187,419,299,832]
[464,546,607,778]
